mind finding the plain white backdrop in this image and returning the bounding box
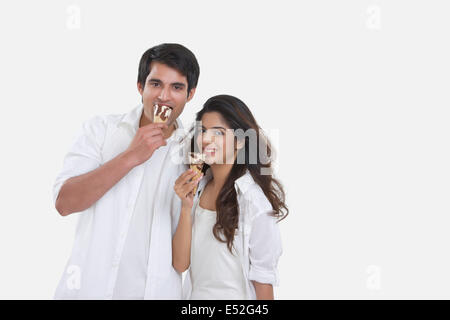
[0,0,449,299]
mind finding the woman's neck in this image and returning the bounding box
[209,163,234,192]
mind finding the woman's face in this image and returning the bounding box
[196,112,237,165]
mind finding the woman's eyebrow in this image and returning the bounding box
[201,126,226,130]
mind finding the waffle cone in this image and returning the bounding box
[190,163,203,196]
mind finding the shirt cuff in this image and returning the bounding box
[248,265,279,286]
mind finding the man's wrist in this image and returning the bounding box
[119,151,138,170]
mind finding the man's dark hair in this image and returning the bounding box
[137,43,200,95]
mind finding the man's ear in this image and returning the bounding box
[187,87,196,102]
[137,82,144,95]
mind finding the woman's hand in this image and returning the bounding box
[174,169,203,209]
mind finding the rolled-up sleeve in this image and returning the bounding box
[53,116,106,204]
[248,211,283,286]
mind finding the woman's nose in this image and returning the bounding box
[202,130,214,145]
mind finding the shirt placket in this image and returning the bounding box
[104,165,145,299]
[143,140,175,299]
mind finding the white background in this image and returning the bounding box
[0,0,449,299]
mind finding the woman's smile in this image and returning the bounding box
[204,146,217,157]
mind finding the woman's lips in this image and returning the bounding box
[204,149,216,156]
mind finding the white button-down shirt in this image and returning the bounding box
[182,168,283,300]
[53,104,188,300]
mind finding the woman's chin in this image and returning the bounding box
[204,154,218,166]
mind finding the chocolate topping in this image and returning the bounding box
[154,104,172,121]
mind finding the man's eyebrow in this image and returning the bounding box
[148,79,186,87]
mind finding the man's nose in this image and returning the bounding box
[158,86,170,101]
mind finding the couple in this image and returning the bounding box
[53,43,288,300]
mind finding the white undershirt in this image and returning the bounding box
[112,157,157,299]
[189,197,247,300]
[113,124,178,300]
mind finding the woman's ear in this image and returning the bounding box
[236,138,245,151]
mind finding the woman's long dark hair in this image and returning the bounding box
[190,94,288,253]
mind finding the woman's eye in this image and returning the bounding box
[214,130,223,136]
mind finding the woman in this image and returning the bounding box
[172,95,288,300]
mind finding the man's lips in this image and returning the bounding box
[154,103,173,109]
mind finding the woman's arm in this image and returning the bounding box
[172,206,193,273]
[172,168,203,273]
[252,281,274,300]
[247,208,283,300]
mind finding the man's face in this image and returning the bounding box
[138,61,195,127]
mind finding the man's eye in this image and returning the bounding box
[214,130,223,136]
[150,82,159,87]
[174,85,182,90]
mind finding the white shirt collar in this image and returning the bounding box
[234,171,256,194]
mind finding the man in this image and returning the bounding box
[53,43,200,299]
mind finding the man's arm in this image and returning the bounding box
[55,122,168,216]
[55,151,135,216]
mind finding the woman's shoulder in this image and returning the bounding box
[235,171,273,218]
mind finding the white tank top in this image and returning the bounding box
[189,200,247,300]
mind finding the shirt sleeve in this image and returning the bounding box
[248,210,283,286]
[52,115,106,205]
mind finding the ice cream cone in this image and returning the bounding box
[189,152,205,196]
[153,104,173,123]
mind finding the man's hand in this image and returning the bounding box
[124,123,168,167]
[55,123,170,217]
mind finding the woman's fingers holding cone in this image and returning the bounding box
[174,168,204,201]
[175,169,197,186]
[180,173,203,197]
